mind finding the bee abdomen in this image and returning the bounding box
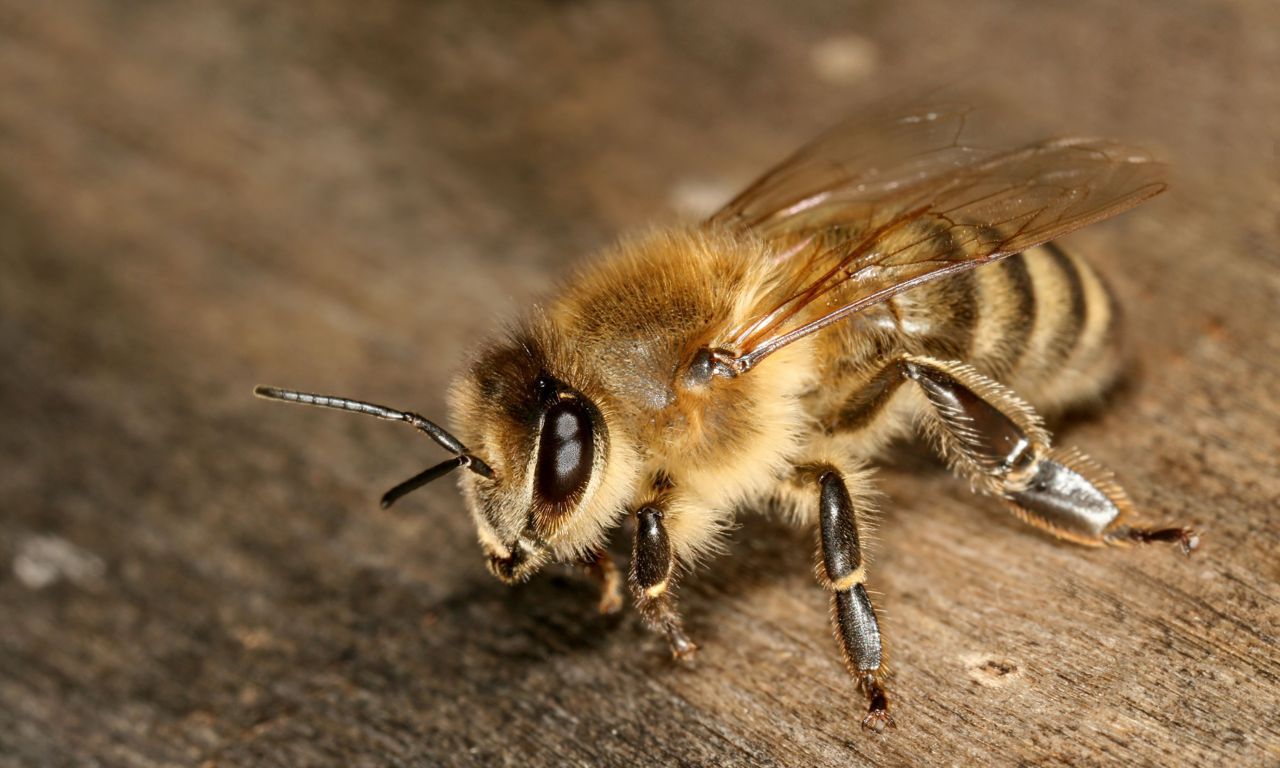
[824,241,1122,438]
[967,243,1122,411]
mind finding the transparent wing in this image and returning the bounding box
[711,129,1167,373]
[710,101,991,232]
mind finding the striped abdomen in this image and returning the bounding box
[994,243,1123,409]
[905,242,1123,408]
[817,242,1123,439]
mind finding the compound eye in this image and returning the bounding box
[534,399,594,505]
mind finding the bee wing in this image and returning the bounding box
[710,101,990,232]
[710,115,1167,371]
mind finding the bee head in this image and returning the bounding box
[447,337,636,584]
[254,333,636,585]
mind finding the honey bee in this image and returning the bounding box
[256,102,1199,733]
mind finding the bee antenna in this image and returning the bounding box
[379,455,475,509]
[253,386,494,483]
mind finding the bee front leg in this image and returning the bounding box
[810,466,894,732]
[901,355,1199,551]
[630,505,698,660]
[578,549,624,615]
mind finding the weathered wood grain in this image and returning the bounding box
[1,2,1276,766]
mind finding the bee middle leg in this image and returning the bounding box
[629,505,697,659]
[805,464,894,732]
[897,354,1198,551]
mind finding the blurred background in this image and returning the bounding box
[1,2,1276,766]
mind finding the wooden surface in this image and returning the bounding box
[1,2,1277,766]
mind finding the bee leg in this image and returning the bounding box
[812,466,894,732]
[630,505,698,660]
[901,355,1199,552]
[578,548,624,615]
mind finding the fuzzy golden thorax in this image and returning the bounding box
[447,227,819,580]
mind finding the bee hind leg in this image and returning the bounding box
[630,505,698,659]
[901,354,1199,552]
[804,464,894,732]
